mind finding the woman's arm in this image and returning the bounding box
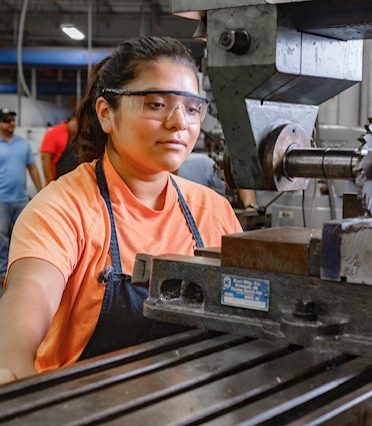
[0,258,65,384]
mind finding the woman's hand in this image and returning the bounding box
[0,362,37,385]
[0,367,17,385]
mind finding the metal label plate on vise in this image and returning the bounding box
[221,273,270,311]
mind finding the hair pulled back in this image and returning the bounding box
[76,36,199,162]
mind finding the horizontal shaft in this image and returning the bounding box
[283,148,364,180]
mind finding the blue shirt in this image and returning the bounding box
[178,153,225,192]
[0,134,35,202]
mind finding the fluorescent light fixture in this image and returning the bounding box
[60,24,85,41]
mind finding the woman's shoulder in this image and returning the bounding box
[56,160,96,187]
[35,160,101,215]
[11,160,106,283]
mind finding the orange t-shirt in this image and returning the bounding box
[9,152,242,372]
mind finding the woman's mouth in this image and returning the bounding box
[157,140,186,147]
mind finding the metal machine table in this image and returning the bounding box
[1,329,372,425]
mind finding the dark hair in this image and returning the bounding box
[76,36,199,162]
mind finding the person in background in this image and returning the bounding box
[40,116,79,184]
[0,108,42,284]
[177,151,225,193]
[177,150,256,206]
[0,36,242,384]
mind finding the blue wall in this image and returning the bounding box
[0,47,112,66]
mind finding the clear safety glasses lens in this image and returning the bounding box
[130,93,208,124]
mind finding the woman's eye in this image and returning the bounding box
[145,101,166,110]
[143,95,167,110]
[187,104,201,115]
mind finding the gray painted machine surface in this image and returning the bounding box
[172,0,371,193]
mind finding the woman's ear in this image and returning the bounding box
[95,96,113,134]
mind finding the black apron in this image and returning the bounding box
[79,160,204,360]
[55,139,80,178]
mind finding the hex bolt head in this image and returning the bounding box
[293,299,319,321]
[218,30,250,55]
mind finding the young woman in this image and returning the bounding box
[0,36,242,384]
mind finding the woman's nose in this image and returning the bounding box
[164,104,188,130]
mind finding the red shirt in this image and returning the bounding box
[40,121,69,178]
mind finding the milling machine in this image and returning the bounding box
[3,1,372,424]
[139,0,372,423]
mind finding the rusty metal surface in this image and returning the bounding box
[205,357,372,426]
[1,331,372,425]
[0,331,240,421]
[287,381,372,426]
[110,349,348,425]
[0,335,289,425]
[193,246,221,259]
[221,227,321,275]
[343,193,364,219]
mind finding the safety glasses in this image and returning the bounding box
[101,89,208,124]
[0,118,15,124]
